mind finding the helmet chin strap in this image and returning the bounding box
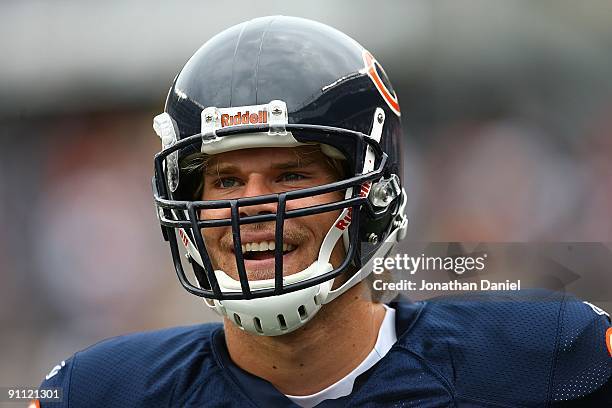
[208,261,334,336]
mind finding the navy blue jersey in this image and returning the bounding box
[39,290,611,407]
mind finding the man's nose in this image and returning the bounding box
[239,176,277,217]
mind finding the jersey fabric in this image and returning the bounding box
[38,290,612,407]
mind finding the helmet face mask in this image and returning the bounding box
[152,16,408,335]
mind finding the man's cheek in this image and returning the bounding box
[200,208,229,220]
[289,191,341,210]
[287,197,314,211]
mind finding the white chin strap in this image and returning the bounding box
[207,262,333,336]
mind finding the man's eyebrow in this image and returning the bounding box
[204,158,318,175]
[203,162,238,176]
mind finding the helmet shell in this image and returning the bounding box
[165,15,402,176]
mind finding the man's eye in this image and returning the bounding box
[216,177,241,188]
[279,173,306,182]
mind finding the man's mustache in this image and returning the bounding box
[218,222,310,251]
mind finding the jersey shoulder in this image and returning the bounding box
[38,323,223,408]
[394,290,612,406]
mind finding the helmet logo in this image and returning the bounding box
[221,110,268,127]
[362,50,401,117]
[198,101,288,151]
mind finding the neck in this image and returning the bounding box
[223,282,386,395]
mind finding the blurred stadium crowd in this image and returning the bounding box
[1,0,611,391]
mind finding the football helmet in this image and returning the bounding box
[152,16,407,336]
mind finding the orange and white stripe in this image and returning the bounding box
[361,50,401,116]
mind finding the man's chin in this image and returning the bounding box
[215,248,318,282]
[244,264,312,282]
[217,262,315,283]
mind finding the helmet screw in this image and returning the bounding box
[272,106,282,115]
[377,112,384,123]
[204,114,213,123]
[367,233,379,244]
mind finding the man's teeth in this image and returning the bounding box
[241,241,295,253]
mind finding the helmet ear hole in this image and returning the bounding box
[233,313,243,328]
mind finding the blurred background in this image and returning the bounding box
[1,0,612,391]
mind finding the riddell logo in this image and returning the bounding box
[335,183,372,231]
[336,207,353,231]
[221,110,268,127]
[178,229,190,249]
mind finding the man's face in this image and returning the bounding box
[200,146,346,281]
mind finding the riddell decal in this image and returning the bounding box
[221,110,268,127]
[335,183,372,230]
[335,207,353,231]
[178,229,190,248]
[606,327,612,358]
[362,50,401,117]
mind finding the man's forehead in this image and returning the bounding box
[205,146,326,170]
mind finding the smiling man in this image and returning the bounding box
[37,16,610,408]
